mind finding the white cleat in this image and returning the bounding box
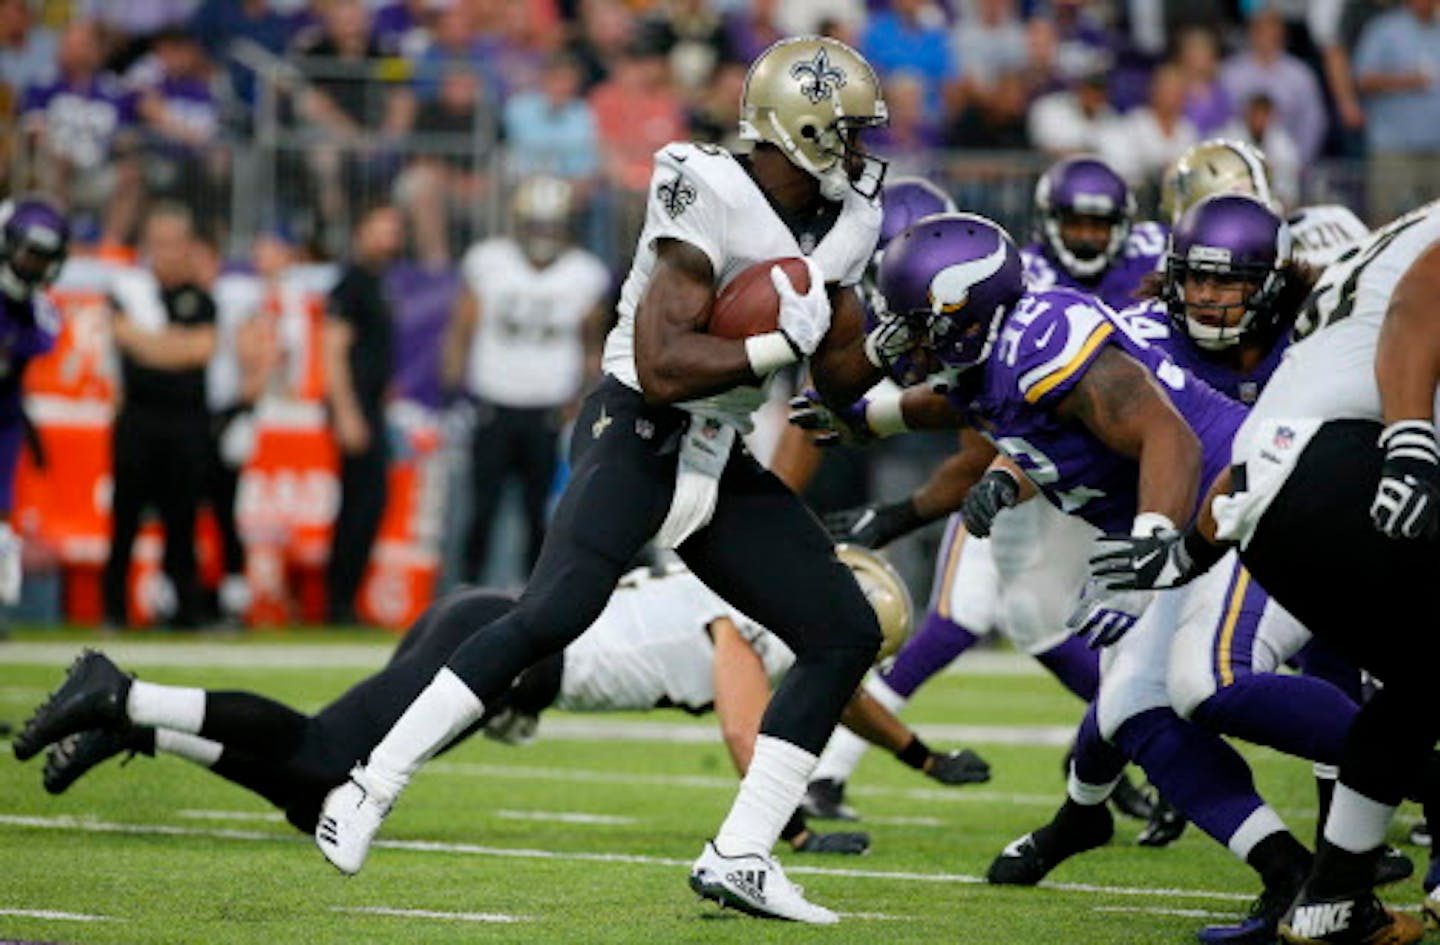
[315,766,392,875]
[688,840,839,924]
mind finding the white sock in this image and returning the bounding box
[1314,763,1339,780]
[127,681,206,733]
[1324,783,1396,853]
[714,735,816,858]
[155,728,223,767]
[811,674,907,782]
[1067,765,1120,806]
[1228,805,1287,860]
[364,667,483,803]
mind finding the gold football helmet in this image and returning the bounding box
[836,543,914,662]
[511,175,575,264]
[739,36,889,201]
[1161,138,1276,223]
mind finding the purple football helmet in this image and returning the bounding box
[870,212,1024,384]
[1034,155,1135,280]
[878,176,957,253]
[1164,193,1291,350]
[0,196,69,301]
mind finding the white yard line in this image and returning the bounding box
[177,809,285,823]
[494,810,636,826]
[0,813,1252,903]
[427,760,1065,807]
[866,816,947,827]
[531,717,1074,747]
[1092,906,1237,919]
[333,906,526,923]
[0,641,1042,675]
[0,907,117,921]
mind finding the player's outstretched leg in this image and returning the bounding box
[42,725,154,794]
[13,650,132,760]
[989,705,1118,885]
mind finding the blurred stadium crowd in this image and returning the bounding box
[0,0,1437,630]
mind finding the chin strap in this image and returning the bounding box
[0,265,32,302]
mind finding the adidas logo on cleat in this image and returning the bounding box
[726,868,767,905]
[317,816,339,847]
[1288,901,1353,939]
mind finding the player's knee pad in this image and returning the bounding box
[1095,608,1175,742]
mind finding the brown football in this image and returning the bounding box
[707,256,811,340]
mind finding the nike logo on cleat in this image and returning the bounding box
[1287,902,1353,938]
[1001,835,1035,858]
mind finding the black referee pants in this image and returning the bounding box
[103,407,209,627]
[443,376,883,755]
[463,401,562,582]
[326,413,389,622]
[1241,419,1440,810]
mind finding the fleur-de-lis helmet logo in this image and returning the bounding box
[789,48,847,105]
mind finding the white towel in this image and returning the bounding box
[1213,417,1322,548]
[654,415,735,550]
[109,269,168,332]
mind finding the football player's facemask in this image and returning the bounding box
[739,35,889,202]
[512,175,575,266]
[1160,138,1276,224]
[870,212,1024,386]
[835,543,914,661]
[1034,155,1134,280]
[1164,193,1290,351]
[0,196,69,301]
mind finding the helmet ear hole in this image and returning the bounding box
[799,123,818,140]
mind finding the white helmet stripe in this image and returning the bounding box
[930,241,1009,314]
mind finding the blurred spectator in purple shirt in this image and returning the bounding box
[719,0,786,70]
[373,0,436,58]
[189,0,300,108]
[21,20,142,248]
[868,71,946,173]
[1220,5,1327,161]
[134,29,226,234]
[1174,26,1233,136]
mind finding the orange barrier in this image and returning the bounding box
[14,258,442,630]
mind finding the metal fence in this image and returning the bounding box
[1,49,1390,268]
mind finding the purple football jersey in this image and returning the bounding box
[964,287,1244,533]
[0,293,59,512]
[1115,299,1290,408]
[21,73,138,169]
[1021,220,1168,313]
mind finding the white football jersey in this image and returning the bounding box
[556,565,795,714]
[1235,200,1440,459]
[603,142,882,432]
[460,239,610,408]
[1286,203,1370,269]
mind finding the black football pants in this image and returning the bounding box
[444,376,882,755]
[1241,419,1440,811]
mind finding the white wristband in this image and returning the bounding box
[1131,512,1177,537]
[863,379,909,437]
[745,331,799,378]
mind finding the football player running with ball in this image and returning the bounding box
[286,36,897,924]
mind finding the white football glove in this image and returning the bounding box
[772,258,831,357]
[1066,579,1153,648]
[0,521,22,606]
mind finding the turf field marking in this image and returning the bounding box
[0,813,1254,903]
[530,718,1075,747]
[0,907,117,921]
[427,760,1063,807]
[333,906,527,923]
[835,911,908,920]
[1093,906,1236,919]
[867,816,946,827]
[178,809,284,823]
[494,809,636,826]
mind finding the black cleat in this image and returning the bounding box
[13,650,132,761]
[1280,885,1424,943]
[1199,871,1307,944]
[1111,771,1158,821]
[1137,795,1188,847]
[987,802,1114,885]
[42,725,153,795]
[800,778,860,822]
[1372,846,1413,887]
[791,830,870,855]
